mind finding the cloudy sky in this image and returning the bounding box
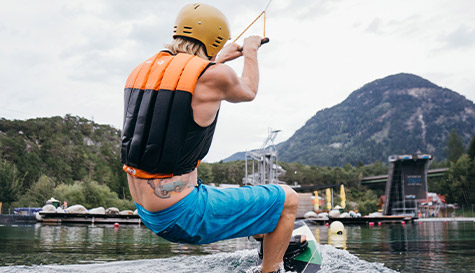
[1,0,474,162]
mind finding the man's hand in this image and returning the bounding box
[241,35,263,54]
[215,35,264,64]
[215,43,243,64]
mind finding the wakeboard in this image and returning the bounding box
[257,220,322,272]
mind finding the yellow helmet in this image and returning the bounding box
[173,3,231,57]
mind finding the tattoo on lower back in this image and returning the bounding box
[147,179,193,199]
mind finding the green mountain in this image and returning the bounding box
[276,73,475,166]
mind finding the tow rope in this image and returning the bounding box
[234,0,273,50]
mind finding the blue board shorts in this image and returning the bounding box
[135,182,285,244]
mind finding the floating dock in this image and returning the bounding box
[0,214,36,224]
[306,215,415,225]
[38,212,141,225]
[415,217,475,222]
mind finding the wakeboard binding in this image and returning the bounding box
[257,235,309,271]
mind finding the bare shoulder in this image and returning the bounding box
[197,63,255,103]
[199,63,239,89]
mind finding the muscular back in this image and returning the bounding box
[128,36,263,212]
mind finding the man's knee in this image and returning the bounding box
[280,185,299,214]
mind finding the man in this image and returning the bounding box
[121,3,303,273]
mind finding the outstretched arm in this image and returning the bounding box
[202,35,263,103]
[192,35,264,126]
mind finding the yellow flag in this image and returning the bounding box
[314,191,319,211]
[340,184,346,209]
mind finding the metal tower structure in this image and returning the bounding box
[243,129,286,185]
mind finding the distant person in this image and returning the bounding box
[121,3,304,273]
[63,201,67,209]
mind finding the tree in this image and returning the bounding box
[468,135,475,161]
[15,175,56,207]
[0,160,23,204]
[356,190,378,216]
[467,135,475,205]
[445,154,472,206]
[54,182,85,207]
[445,129,465,163]
[197,163,215,184]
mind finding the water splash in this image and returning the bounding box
[319,244,397,273]
[0,246,397,273]
[0,250,256,273]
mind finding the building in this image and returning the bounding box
[383,154,432,216]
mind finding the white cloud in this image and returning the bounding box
[441,25,475,49]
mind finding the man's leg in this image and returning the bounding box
[261,185,299,272]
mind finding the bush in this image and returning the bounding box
[14,175,55,207]
[357,199,378,216]
[54,182,85,206]
[355,189,379,216]
[54,180,134,211]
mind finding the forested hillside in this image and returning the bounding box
[0,115,125,190]
[0,115,131,209]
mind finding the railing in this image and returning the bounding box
[14,207,42,215]
[361,168,448,185]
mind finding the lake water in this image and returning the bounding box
[0,221,473,272]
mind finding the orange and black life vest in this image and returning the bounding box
[121,51,216,178]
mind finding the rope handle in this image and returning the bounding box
[237,37,269,52]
